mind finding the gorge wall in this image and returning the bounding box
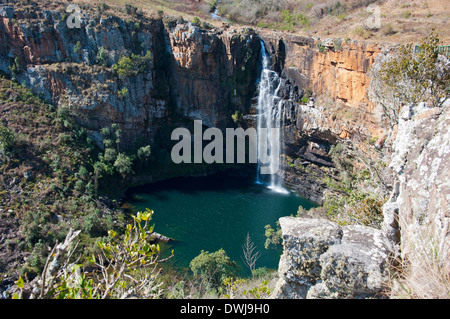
[0,2,391,204]
[1,2,448,299]
[0,3,261,150]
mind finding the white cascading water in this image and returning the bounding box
[256,41,287,193]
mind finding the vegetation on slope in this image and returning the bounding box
[0,75,155,280]
[97,0,449,43]
[0,76,119,279]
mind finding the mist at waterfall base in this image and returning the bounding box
[126,174,317,276]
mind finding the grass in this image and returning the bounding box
[390,220,450,299]
[69,0,450,44]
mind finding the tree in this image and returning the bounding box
[112,51,153,78]
[74,41,82,55]
[104,147,117,163]
[369,31,450,127]
[264,222,282,251]
[96,46,108,66]
[241,233,261,274]
[101,124,121,152]
[189,249,237,290]
[137,145,151,171]
[114,153,133,177]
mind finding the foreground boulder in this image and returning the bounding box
[272,217,393,299]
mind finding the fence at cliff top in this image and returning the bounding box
[414,45,450,57]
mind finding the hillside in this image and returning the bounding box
[0,72,136,284]
[82,0,450,44]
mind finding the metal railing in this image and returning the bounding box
[414,45,450,57]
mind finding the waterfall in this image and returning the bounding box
[256,41,287,193]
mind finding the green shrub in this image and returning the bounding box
[14,211,171,299]
[58,133,73,146]
[74,179,85,192]
[0,124,16,153]
[192,16,201,27]
[189,249,237,290]
[333,38,343,51]
[381,24,396,36]
[209,0,218,12]
[202,21,213,29]
[401,10,412,19]
[78,166,89,180]
[96,46,108,66]
[264,222,282,251]
[112,51,153,78]
[257,22,269,28]
[317,41,327,53]
[9,57,22,77]
[370,31,450,127]
[74,41,82,54]
[125,3,138,16]
[82,210,108,237]
[251,267,270,278]
[117,87,128,99]
[352,26,371,39]
[104,147,117,162]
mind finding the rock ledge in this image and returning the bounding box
[272,217,393,299]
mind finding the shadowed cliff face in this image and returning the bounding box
[0,5,261,148]
[166,23,261,129]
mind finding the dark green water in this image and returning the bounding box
[126,173,317,276]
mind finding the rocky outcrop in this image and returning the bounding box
[274,101,450,298]
[382,102,450,274]
[273,216,393,299]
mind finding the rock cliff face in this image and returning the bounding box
[254,32,391,203]
[0,3,390,203]
[382,102,450,276]
[0,4,261,148]
[259,30,381,107]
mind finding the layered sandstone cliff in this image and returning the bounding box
[0,4,261,148]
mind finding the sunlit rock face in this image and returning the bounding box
[272,216,393,299]
[383,102,450,276]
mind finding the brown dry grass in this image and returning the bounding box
[390,220,450,299]
[76,0,450,44]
